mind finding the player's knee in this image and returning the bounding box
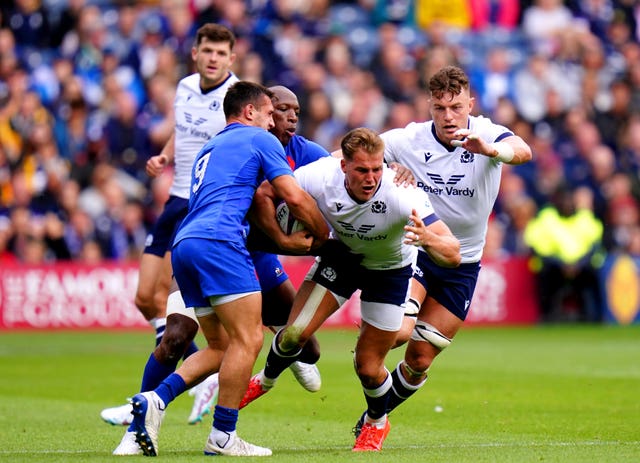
[134,292,154,315]
[156,317,198,362]
[410,320,451,351]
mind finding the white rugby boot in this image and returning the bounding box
[100,403,134,426]
[130,391,165,456]
[112,430,142,455]
[289,361,321,392]
[187,373,219,424]
[204,431,272,456]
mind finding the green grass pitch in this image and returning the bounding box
[1,324,639,462]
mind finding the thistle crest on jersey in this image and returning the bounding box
[460,151,474,163]
[371,201,387,214]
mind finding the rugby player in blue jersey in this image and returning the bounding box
[127,81,329,457]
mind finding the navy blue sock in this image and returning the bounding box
[363,372,392,420]
[264,332,301,379]
[139,353,178,392]
[213,405,239,433]
[154,373,187,406]
[182,341,199,360]
[386,363,425,414]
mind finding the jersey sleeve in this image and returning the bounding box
[407,186,439,226]
[254,131,294,182]
[473,115,514,143]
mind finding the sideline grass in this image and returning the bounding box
[1,325,639,462]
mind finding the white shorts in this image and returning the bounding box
[361,300,404,332]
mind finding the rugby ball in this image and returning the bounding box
[275,201,305,234]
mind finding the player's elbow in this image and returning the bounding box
[281,188,310,211]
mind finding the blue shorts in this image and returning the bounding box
[172,237,261,308]
[144,195,188,257]
[413,251,481,321]
[251,250,289,293]
[311,253,413,306]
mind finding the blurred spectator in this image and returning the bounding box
[78,238,103,264]
[301,88,344,150]
[601,172,640,253]
[483,216,509,260]
[468,0,520,32]
[50,0,85,49]
[593,78,632,151]
[468,46,517,114]
[0,66,30,165]
[3,0,51,50]
[138,73,175,153]
[513,53,579,123]
[414,0,471,31]
[0,215,16,263]
[524,184,604,322]
[101,88,150,184]
[520,0,582,57]
[500,194,539,256]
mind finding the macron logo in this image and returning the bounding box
[336,203,344,212]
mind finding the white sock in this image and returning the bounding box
[364,413,387,428]
[259,371,276,389]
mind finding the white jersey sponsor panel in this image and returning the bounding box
[170,72,239,199]
[382,116,512,263]
[294,157,437,270]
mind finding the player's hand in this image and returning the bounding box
[146,154,168,178]
[404,208,426,247]
[278,229,315,255]
[389,162,415,186]
[451,129,492,156]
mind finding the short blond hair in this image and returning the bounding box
[340,127,384,160]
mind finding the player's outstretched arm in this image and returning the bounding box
[404,209,461,268]
[451,130,532,165]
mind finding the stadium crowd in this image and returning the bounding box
[0,0,639,276]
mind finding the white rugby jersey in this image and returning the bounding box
[170,72,239,199]
[294,156,437,270]
[382,116,512,263]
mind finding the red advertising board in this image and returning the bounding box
[0,256,538,330]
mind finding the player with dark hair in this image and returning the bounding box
[103,23,240,455]
[127,81,329,457]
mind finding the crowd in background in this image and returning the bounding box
[1,0,640,273]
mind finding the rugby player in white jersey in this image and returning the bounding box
[351,65,532,435]
[239,127,461,451]
[103,23,240,455]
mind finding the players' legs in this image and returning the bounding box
[207,293,263,408]
[266,280,339,377]
[263,278,321,364]
[135,252,168,336]
[386,297,463,414]
[239,279,339,410]
[354,319,398,419]
[392,277,424,349]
